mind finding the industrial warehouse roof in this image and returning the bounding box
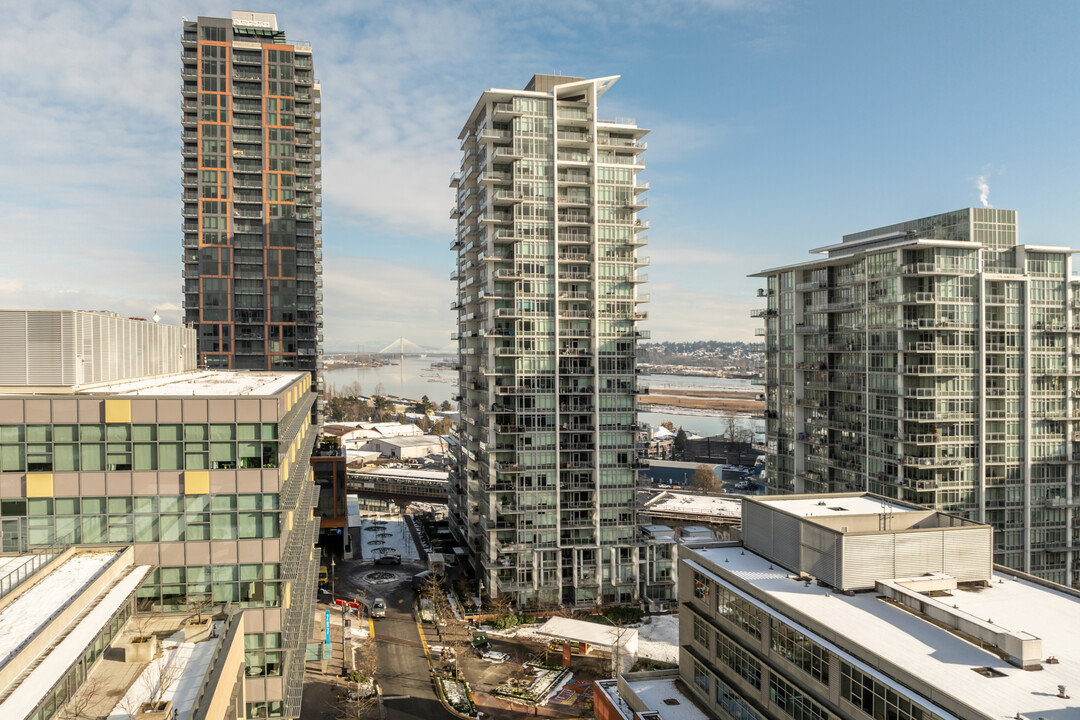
[689,544,1080,719]
[87,370,303,396]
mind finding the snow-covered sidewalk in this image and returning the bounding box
[484,613,680,664]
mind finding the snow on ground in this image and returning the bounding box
[359,513,420,561]
[0,554,39,580]
[107,633,218,720]
[635,614,679,663]
[0,550,118,666]
[487,613,680,665]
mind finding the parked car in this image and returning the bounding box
[375,554,401,566]
[370,598,387,618]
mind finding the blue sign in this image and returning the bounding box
[325,610,331,643]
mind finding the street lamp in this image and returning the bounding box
[330,557,336,602]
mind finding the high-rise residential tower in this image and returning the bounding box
[182,12,323,382]
[450,75,656,608]
[753,207,1080,586]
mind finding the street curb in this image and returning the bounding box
[414,599,478,720]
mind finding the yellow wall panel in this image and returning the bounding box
[105,399,132,424]
[26,473,54,498]
[185,470,210,495]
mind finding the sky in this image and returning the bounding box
[3,0,1080,351]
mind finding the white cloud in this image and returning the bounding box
[322,257,455,351]
[0,0,779,350]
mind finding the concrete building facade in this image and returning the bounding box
[182,12,323,382]
[753,208,1080,586]
[450,74,659,607]
[0,311,318,719]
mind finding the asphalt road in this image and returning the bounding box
[372,581,457,720]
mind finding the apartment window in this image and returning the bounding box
[771,619,831,685]
[840,662,927,720]
[717,678,763,720]
[769,674,829,720]
[692,615,710,649]
[715,627,762,689]
[717,583,764,640]
[693,660,710,693]
[693,571,710,602]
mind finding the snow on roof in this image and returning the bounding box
[645,491,741,519]
[373,434,445,447]
[688,545,1080,718]
[626,677,711,720]
[104,627,219,720]
[758,494,916,518]
[88,370,301,396]
[534,616,639,653]
[362,467,448,481]
[0,549,121,668]
[0,564,152,718]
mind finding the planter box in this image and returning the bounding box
[184,617,212,642]
[127,635,158,663]
[136,700,173,719]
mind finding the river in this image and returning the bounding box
[323,357,763,438]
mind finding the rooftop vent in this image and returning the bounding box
[971,667,1007,678]
[663,699,680,706]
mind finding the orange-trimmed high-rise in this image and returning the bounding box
[182,12,322,393]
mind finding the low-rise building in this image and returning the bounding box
[364,434,447,459]
[668,493,1078,720]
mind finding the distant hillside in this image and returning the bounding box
[638,341,764,369]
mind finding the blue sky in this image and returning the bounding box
[3,1,1079,350]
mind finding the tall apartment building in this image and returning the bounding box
[597,494,1079,720]
[450,75,654,607]
[0,310,319,719]
[181,12,323,381]
[753,208,1080,586]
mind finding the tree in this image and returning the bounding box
[420,395,434,413]
[56,675,105,719]
[139,652,184,711]
[416,415,433,433]
[374,382,385,397]
[188,593,213,624]
[690,464,720,493]
[673,428,687,458]
[440,400,452,411]
[723,416,752,443]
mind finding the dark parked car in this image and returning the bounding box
[375,554,401,566]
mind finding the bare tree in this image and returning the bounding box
[188,593,213,624]
[690,464,721,493]
[55,674,106,720]
[140,651,184,710]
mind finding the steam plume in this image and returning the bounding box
[976,176,992,208]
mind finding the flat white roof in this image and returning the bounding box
[627,677,710,720]
[757,495,916,518]
[534,616,638,651]
[646,492,741,519]
[0,564,151,718]
[0,550,121,668]
[88,370,302,396]
[689,545,1080,718]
